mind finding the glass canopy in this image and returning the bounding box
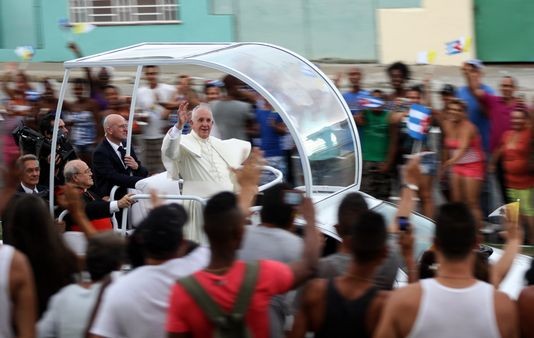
[50,42,361,208]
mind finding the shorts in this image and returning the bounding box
[361,161,391,201]
[507,188,534,216]
[452,161,485,180]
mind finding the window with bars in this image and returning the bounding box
[69,0,180,25]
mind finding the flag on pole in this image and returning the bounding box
[358,93,384,109]
[72,23,96,34]
[445,39,463,55]
[445,37,472,55]
[489,200,520,224]
[416,50,437,65]
[407,104,431,141]
[14,46,35,61]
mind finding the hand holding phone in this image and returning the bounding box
[283,190,304,206]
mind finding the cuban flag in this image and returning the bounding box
[358,93,384,109]
[407,104,431,141]
[445,39,463,55]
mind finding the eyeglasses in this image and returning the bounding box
[76,168,92,175]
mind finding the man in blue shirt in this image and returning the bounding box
[341,67,369,116]
[456,59,495,154]
[255,102,288,180]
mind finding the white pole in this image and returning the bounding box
[126,66,143,156]
[49,69,71,214]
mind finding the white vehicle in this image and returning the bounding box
[48,43,531,298]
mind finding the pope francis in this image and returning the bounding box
[161,102,251,241]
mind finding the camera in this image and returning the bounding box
[12,124,75,161]
[25,90,41,103]
[283,190,303,206]
[397,216,410,232]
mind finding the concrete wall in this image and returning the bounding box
[377,0,475,65]
[0,0,233,62]
[233,0,422,62]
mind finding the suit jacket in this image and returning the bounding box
[92,139,148,198]
[63,189,113,230]
[83,189,113,220]
[16,184,50,199]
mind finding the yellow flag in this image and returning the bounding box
[428,50,437,64]
[505,200,520,225]
[463,37,472,52]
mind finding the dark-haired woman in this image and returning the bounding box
[3,194,79,317]
[441,98,485,227]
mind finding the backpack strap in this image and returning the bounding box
[178,275,226,325]
[232,261,260,317]
[177,261,260,325]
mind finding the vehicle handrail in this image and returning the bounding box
[258,166,283,192]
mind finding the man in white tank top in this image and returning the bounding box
[0,245,36,338]
[374,203,518,338]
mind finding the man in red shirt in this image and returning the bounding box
[468,71,523,202]
[166,189,321,338]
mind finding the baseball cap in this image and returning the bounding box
[465,59,484,70]
[440,84,456,95]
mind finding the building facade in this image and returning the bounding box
[0,0,529,64]
[0,0,233,62]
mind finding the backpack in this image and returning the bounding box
[178,261,260,338]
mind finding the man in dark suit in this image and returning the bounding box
[16,154,49,198]
[63,159,134,231]
[92,114,148,199]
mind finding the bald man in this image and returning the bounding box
[92,114,148,199]
[64,159,134,231]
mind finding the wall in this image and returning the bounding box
[475,0,534,62]
[0,0,233,62]
[377,0,475,65]
[233,0,422,62]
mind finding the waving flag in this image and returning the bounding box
[445,37,472,55]
[407,104,431,141]
[358,93,384,108]
[72,23,96,34]
[14,46,35,61]
[489,200,520,223]
[445,39,463,55]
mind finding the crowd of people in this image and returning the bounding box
[0,148,533,338]
[340,61,534,243]
[0,46,533,337]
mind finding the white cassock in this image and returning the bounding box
[161,127,251,242]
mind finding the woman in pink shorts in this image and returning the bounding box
[441,98,485,226]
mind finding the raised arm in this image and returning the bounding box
[393,157,419,282]
[161,102,189,179]
[491,210,522,288]
[63,183,98,237]
[234,148,262,215]
[288,197,321,287]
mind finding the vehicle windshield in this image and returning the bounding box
[184,44,360,188]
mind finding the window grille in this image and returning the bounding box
[69,0,180,25]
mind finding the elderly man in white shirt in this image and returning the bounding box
[161,102,250,242]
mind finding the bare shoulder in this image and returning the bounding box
[493,290,519,338]
[518,286,534,309]
[10,249,31,278]
[388,283,422,308]
[9,249,32,292]
[494,290,516,312]
[302,278,327,305]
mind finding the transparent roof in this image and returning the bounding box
[62,42,362,195]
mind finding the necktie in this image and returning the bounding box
[118,146,128,169]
